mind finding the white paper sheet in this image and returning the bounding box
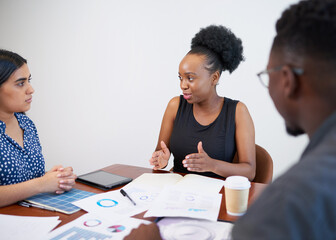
[47,213,151,240]
[144,186,222,221]
[0,214,60,240]
[173,174,225,193]
[73,189,148,217]
[158,217,233,240]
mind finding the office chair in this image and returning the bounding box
[253,144,273,184]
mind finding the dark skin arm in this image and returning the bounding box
[149,97,179,170]
[124,223,162,240]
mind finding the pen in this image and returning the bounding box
[120,189,136,206]
[18,201,56,211]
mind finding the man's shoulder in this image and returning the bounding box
[232,147,336,239]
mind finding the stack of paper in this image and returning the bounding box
[73,173,224,221]
[144,186,222,221]
[0,214,61,240]
[57,173,227,239]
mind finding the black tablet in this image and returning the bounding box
[76,170,132,190]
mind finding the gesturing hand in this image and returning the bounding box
[149,141,170,170]
[183,141,215,172]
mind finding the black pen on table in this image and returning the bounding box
[120,189,136,206]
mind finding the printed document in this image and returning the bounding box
[144,186,222,221]
[47,213,150,240]
[0,214,60,240]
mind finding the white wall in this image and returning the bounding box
[0,0,307,179]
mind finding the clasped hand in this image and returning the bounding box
[41,165,77,194]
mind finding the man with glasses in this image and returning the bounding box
[125,0,336,239]
[232,0,336,238]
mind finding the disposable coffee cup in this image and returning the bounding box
[224,176,251,216]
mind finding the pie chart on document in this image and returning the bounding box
[107,225,126,233]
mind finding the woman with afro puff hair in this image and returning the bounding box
[149,25,256,180]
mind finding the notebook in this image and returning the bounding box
[22,188,96,214]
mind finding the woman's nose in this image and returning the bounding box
[180,79,188,90]
[27,82,34,94]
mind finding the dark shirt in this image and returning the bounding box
[170,95,238,178]
[232,111,336,240]
[0,113,45,185]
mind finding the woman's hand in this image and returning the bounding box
[183,141,216,172]
[149,141,170,170]
[44,166,77,194]
[56,166,77,193]
[38,170,65,194]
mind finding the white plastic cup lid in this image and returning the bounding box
[224,176,251,190]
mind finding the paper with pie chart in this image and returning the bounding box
[72,190,148,217]
[144,186,222,221]
[47,213,150,240]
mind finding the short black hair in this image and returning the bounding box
[273,0,336,61]
[189,25,244,74]
[0,49,27,87]
[273,0,336,103]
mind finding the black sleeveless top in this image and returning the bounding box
[170,95,238,178]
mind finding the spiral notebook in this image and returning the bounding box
[21,188,96,214]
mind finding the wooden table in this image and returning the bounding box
[0,164,267,227]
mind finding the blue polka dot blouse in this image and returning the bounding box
[0,113,45,185]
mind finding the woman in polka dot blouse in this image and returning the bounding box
[0,49,77,207]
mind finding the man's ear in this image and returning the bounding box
[212,71,220,86]
[281,65,300,99]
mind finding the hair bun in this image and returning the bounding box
[191,25,244,73]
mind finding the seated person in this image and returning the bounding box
[127,0,336,239]
[0,49,77,207]
[149,25,256,180]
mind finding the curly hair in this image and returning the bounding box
[0,49,27,87]
[273,0,336,61]
[189,25,244,74]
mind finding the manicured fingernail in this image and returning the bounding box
[57,174,62,177]
[186,156,189,159]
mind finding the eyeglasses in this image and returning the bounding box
[257,66,304,88]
